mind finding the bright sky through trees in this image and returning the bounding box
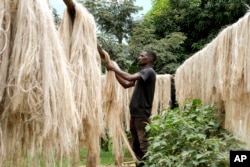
[49,0,151,16]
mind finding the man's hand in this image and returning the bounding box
[106,61,115,71]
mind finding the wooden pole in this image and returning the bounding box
[62,0,75,21]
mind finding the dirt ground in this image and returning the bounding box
[79,165,136,167]
[78,161,136,167]
[79,165,135,167]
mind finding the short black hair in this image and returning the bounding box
[145,50,157,63]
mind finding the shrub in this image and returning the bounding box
[144,99,245,167]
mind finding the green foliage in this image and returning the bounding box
[79,143,133,165]
[149,0,250,54]
[128,0,250,74]
[145,32,187,74]
[144,99,245,167]
[78,0,146,74]
[77,0,250,74]
[80,147,115,165]
[80,0,142,43]
[98,34,134,73]
[149,0,170,16]
[51,7,61,28]
[129,19,187,74]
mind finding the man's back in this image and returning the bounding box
[129,67,156,118]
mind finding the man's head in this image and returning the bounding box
[138,50,157,67]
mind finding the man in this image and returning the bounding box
[106,50,157,166]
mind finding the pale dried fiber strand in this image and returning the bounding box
[230,12,250,97]
[0,6,10,161]
[215,26,233,101]
[225,13,250,146]
[176,38,220,105]
[98,44,111,63]
[0,1,11,103]
[0,0,80,166]
[230,20,245,99]
[98,46,137,163]
[202,42,218,103]
[119,86,133,132]
[175,12,250,148]
[124,87,133,131]
[199,51,207,101]
[104,64,126,165]
[244,14,250,92]
[151,75,159,115]
[0,0,6,150]
[158,74,171,112]
[0,25,7,54]
[102,56,137,164]
[151,74,172,115]
[175,56,195,105]
[59,1,104,166]
[225,99,250,148]
[191,53,200,100]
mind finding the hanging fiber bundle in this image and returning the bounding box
[59,1,104,166]
[104,64,130,165]
[0,0,81,166]
[99,47,137,165]
[175,12,250,148]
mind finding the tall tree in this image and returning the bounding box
[129,0,250,74]
[129,18,186,74]
[148,0,250,54]
[79,0,142,44]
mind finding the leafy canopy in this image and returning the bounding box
[80,0,142,44]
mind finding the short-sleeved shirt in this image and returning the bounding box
[129,67,156,118]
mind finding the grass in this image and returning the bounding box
[79,145,134,165]
[1,144,134,166]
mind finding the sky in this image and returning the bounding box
[49,0,152,17]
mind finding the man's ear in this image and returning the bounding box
[148,56,153,63]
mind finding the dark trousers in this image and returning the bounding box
[130,117,150,161]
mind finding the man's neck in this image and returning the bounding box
[141,64,153,69]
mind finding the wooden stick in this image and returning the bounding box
[62,0,75,20]
[62,0,109,61]
[97,44,106,60]
[97,44,112,63]
[62,0,106,61]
